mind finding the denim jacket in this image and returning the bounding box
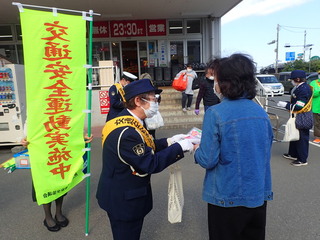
[194,98,273,208]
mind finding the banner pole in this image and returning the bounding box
[85,10,94,236]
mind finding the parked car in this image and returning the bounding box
[256,74,284,96]
[306,72,319,84]
[278,72,292,94]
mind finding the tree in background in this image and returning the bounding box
[282,59,320,73]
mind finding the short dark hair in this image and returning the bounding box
[292,77,306,83]
[209,54,257,100]
[124,92,151,110]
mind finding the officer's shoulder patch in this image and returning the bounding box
[132,143,145,156]
[111,91,116,96]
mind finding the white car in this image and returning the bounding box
[256,74,284,96]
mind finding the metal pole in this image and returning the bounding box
[85,10,93,237]
[12,2,100,15]
[275,24,280,74]
[303,30,306,61]
[309,48,312,72]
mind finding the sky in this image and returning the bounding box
[221,0,320,71]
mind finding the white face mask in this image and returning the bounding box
[213,81,223,100]
[141,99,159,118]
[208,76,214,80]
[291,80,298,86]
[187,68,192,72]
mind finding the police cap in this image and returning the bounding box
[122,71,137,82]
[123,78,161,101]
[290,70,306,79]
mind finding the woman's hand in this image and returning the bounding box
[84,134,93,143]
[21,137,29,147]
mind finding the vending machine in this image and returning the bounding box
[0,64,26,146]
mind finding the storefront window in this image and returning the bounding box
[0,25,13,42]
[101,42,111,60]
[170,41,184,68]
[122,41,138,77]
[148,41,157,67]
[112,42,120,69]
[17,44,24,64]
[139,42,148,74]
[16,25,22,41]
[187,40,201,64]
[0,45,17,63]
[187,20,201,34]
[92,42,103,66]
[169,20,183,34]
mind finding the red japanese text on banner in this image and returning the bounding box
[20,9,87,205]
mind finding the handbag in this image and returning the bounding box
[168,163,184,224]
[295,111,313,129]
[172,73,187,91]
[191,77,200,90]
[283,104,300,142]
[144,111,164,130]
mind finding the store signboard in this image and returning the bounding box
[147,20,166,36]
[93,21,109,38]
[110,20,146,37]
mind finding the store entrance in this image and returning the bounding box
[121,41,138,77]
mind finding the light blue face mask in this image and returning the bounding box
[141,98,159,118]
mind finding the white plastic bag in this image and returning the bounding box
[283,105,300,142]
[168,163,184,224]
[145,111,164,130]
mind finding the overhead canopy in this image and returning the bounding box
[2,0,241,24]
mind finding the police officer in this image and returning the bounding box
[106,71,137,122]
[97,79,199,240]
[277,70,313,166]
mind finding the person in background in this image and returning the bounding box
[194,54,273,240]
[106,71,137,122]
[277,70,313,166]
[97,79,198,240]
[194,64,220,115]
[176,64,197,112]
[309,72,320,143]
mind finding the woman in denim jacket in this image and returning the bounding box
[194,54,273,240]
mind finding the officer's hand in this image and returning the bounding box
[178,139,194,153]
[188,137,200,145]
[194,109,200,115]
[169,134,188,144]
[277,101,287,108]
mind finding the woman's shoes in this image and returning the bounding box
[55,216,69,227]
[43,216,69,231]
[43,219,61,232]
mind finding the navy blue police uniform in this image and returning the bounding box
[106,72,137,122]
[106,84,123,122]
[284,81,313,163]
[97,79,185,240]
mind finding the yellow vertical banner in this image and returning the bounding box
[20,9,87,205]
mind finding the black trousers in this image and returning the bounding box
[288,128,309,163]
[208,202,267,240]
[107,213,144,240]
[181,92,193,108]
